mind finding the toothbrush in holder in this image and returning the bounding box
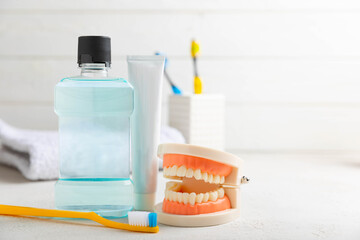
[191,40,202,94]
[155,52,182,95]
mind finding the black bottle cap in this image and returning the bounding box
[77,36,111,67]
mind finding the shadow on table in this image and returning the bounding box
[342,161,360,168]
[0,165,29,183]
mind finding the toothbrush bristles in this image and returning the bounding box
[128,211,157,227]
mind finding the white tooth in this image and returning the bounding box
[185,168,194,178]
[218,188,225,198]
[189,192,196,206]
[203,192,209,202]
[177,165,187,177]
[181,166,188,176]
[209,191,218,201]
[168,191,173,201]
[166,167,171,176]
[194,169,202,180]
[183,193,190,204]
[163,167,168,175]
[220,176,225,184]
[214,175,220,184]
[165,190,170,200]
[177,192,183,203]
[208,174,214,183]
[170,165,178,176]
[172,191,178,202]
[196,193,204,203]
[171,192,177,202]
[202,172,208,182]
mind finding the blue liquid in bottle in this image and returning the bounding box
[54,36,134,218]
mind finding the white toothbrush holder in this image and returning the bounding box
[168,94,225,150]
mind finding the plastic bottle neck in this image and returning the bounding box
[80,63,109,78]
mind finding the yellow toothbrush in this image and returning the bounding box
[0,204,159,233]
[191,40,202,94]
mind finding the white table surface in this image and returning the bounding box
[0,153,359,240]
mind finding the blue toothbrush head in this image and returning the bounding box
[171,85,182,95]
[155,52,182,95]
[148,212,158,227]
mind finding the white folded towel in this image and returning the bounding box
[0,119,59,180]
[0,119,185,181]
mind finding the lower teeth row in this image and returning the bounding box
[165,188,225,206]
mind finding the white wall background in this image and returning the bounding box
[1,0,360,152]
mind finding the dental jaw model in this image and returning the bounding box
[155,143,248,227]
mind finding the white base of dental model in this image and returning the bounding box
[155,143,249,227]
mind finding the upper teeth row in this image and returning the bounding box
[163,165,225,184]
[165,188,225,206]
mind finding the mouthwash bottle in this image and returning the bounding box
[54,36,134,218]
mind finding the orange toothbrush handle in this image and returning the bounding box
[0,204,91,219]
[0,204,159,233]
